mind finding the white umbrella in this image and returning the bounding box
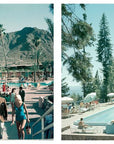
[84,92,96,103]
[107,93,114,98]
[61,97,73,103]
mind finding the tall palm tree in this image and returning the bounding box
[45,18,53,41]
[49,4,54,14]
[45,4,54,41]
[0,24,8,78]
[32,37,42,82]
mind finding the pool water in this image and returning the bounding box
[74,106,114,126]
[0,82,50,88]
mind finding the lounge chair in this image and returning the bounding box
[70,124,96,134]
[78,107,89,114]
[69,106,78,114]
[62,104,70,118]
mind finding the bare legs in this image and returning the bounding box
[16,122,21,139]
[21,120,26,139]
[16,120,26,139]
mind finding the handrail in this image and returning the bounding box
[32,105,53,128]
[32,105,53,139]
[32,123,53,138]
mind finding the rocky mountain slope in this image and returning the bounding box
[0,27,53,67]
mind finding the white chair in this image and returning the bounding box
[70,124,96,134]
[62,104,69,118]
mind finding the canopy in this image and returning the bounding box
[61,97,73,103]
[84,92,96,103]
[107,93,114,98]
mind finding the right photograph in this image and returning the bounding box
[61,4,114,140]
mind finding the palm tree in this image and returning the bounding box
[45,4,54,41]
[0,24,8,79]
[32,37,42,82]
[42,61,50,80]
[49,4,54,14]
[45,18,53,41]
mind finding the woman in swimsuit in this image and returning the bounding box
[11,94,29,139]
[78,118,88,129]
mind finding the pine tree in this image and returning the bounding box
[62,4,95,97]
[97,13,112,102]
[83,68,94,96]
[93,70,101,100]
[108,60,114,92]
[62,78,70,97]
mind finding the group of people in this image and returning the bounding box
[0,85,30,139]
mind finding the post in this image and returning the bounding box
[41,118,44,139]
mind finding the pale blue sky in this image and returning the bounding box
[62,4,114,87]
[0,4,53,33]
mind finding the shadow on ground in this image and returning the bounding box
[4,122,18,139]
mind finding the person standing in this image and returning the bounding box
[11,94,29,139]
[2,83,6,92]
[10,88,16,113]
[0,97,8,139]
[19,87,25,103]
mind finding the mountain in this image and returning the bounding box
[69,86,83,96]
[0,27,53,67]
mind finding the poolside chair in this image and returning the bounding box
[70,124,96,134]
[78,107,89,114]
[62,104,70,118]
[69,106,78,114]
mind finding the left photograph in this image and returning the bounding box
[0,4,54,140]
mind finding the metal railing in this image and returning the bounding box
[32,105,53,139]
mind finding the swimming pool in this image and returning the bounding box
[0,82,50,88]
[74,106,114,126]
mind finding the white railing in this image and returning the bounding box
[32,105,53,139]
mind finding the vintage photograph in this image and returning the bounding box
[62,4,114,140]
[0,4,54,140]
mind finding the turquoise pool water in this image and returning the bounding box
[74,106,114,126]
[0,82,51,88]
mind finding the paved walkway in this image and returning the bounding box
[3,85,52,140]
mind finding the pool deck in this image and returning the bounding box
[62,102,114,140]
[3,81,53,140]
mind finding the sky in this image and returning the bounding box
[0,4,53,33]
[62,4,114,88]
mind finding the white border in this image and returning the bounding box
[0,0,54,4]
[54,1,61,142]
[1,1,114,144]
